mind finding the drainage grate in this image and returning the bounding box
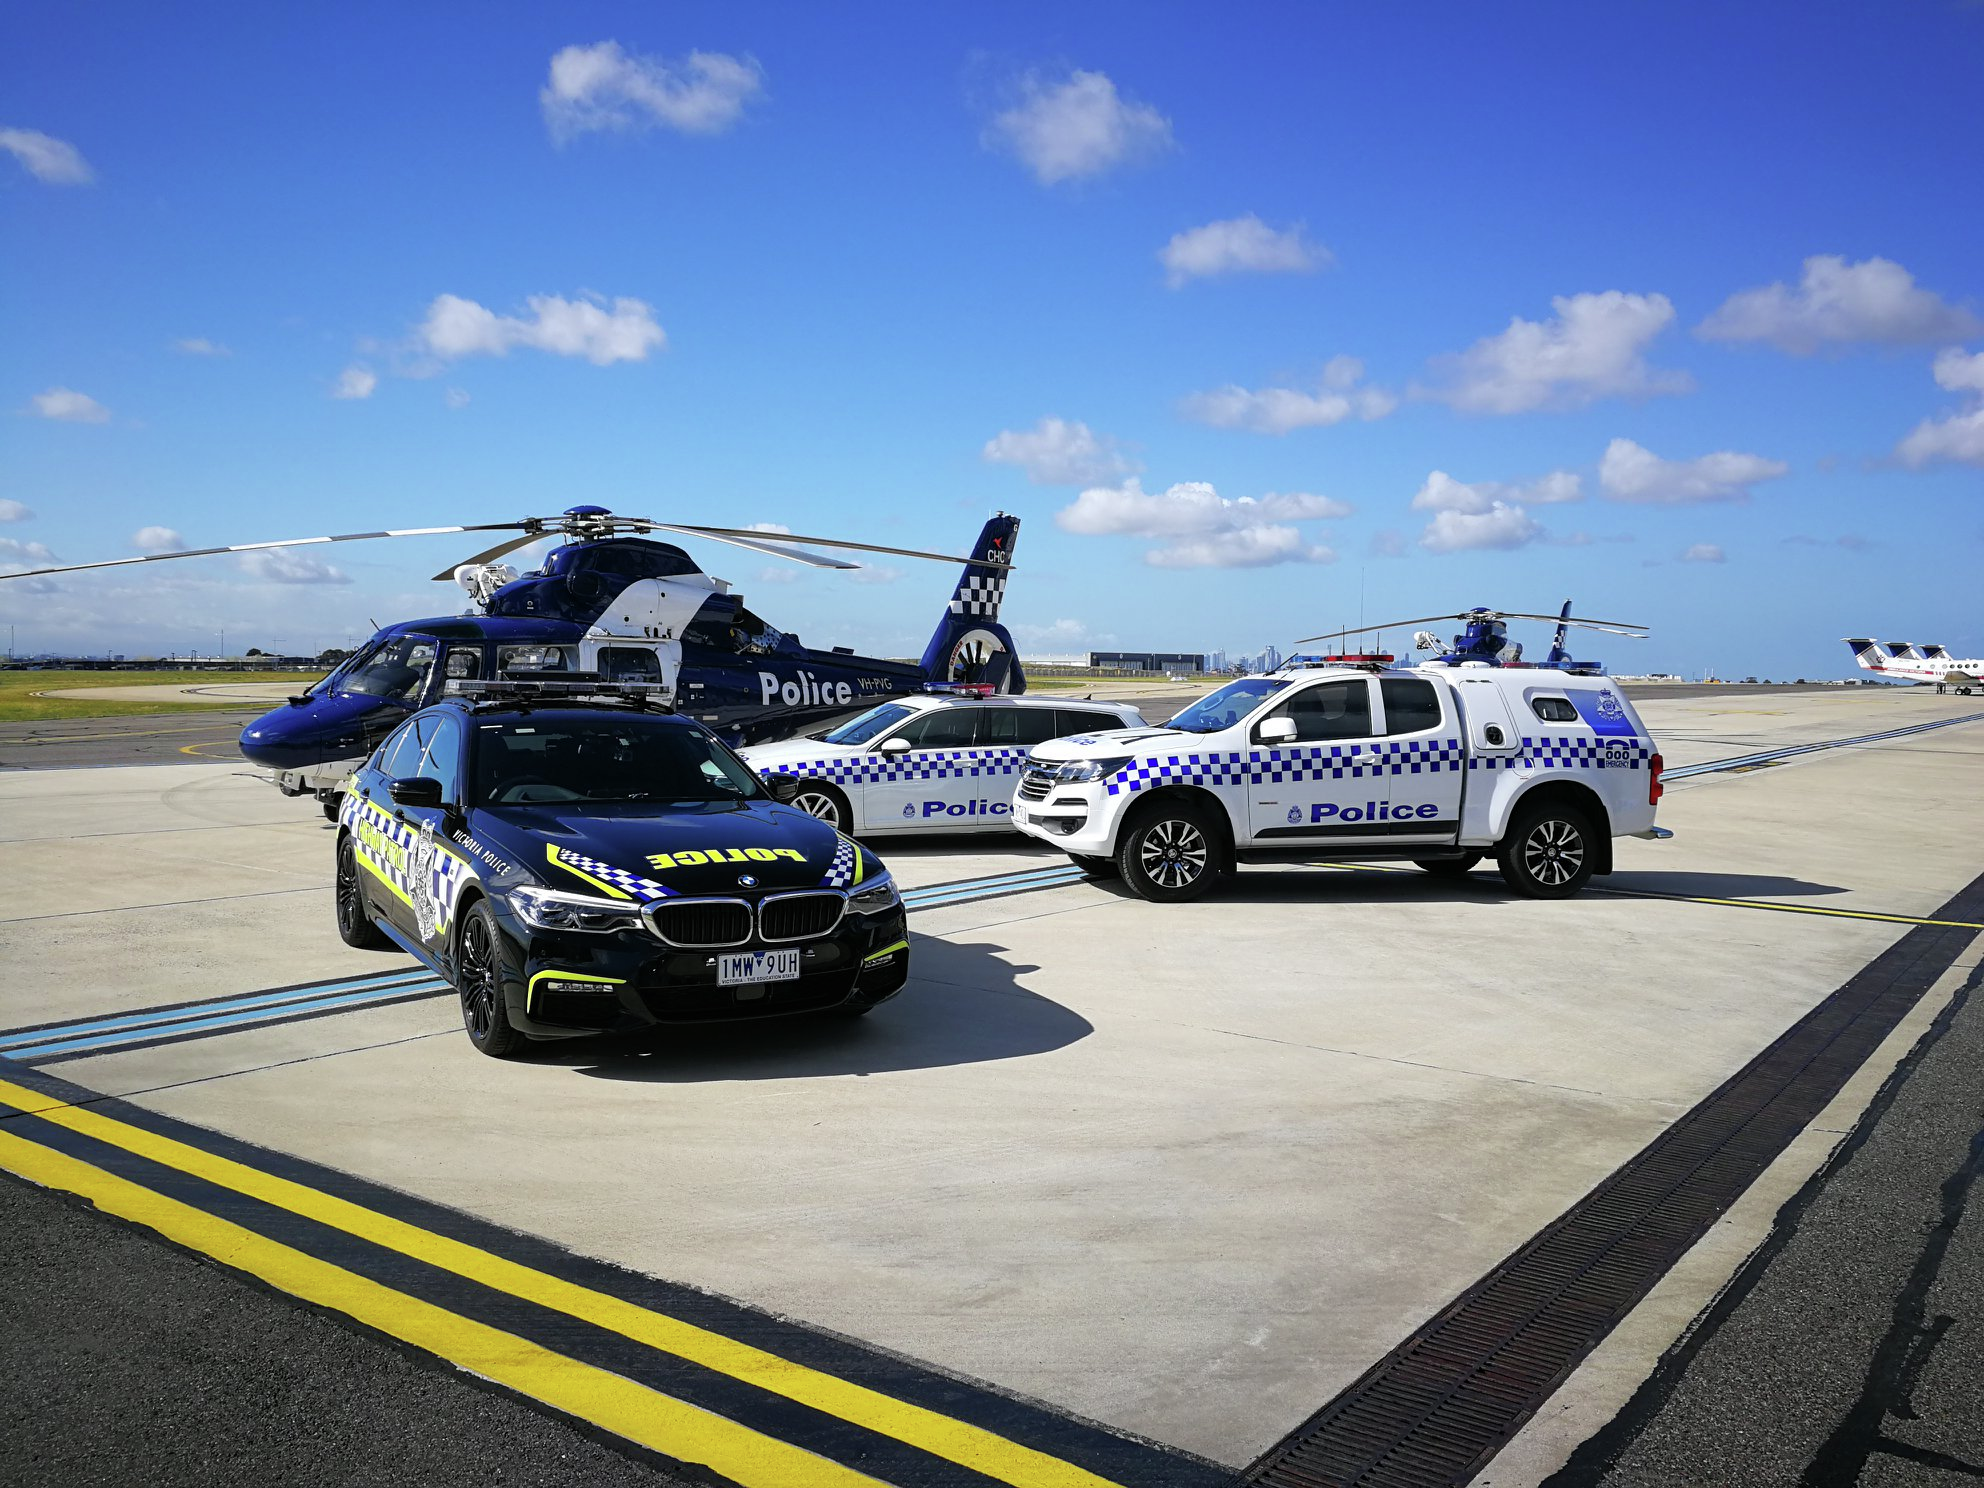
[1246,870,1984,1488]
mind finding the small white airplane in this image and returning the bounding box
[1843,638,1981,693]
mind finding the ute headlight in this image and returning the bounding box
[1048,755,1133,784]
[847,874,900,914]
[507,884,644,933]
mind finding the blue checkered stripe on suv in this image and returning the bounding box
[759,747,1029,789]
[1468,735,1651,772]
[1104,738,1466,796]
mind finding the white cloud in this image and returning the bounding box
[753,565,801,585]
[1598,438,1788,503]
[174,338,230,357]
[0,128,93,184]
[444,387,471,410]
[1057,478,1346,568]
[1410,469,1582,513]
[418,292,665,366]
[238,549,351,585]
[846,565,903,586]
[332,365,377,400]
[0,536,57,564]
[1160,215,1328,288]
[0,499,31,522]
[1422,291,1691,414]
[1180,355,1397,434]
[981,417,1139,485]
[26,387,109,423]
[541,42,763,141]
[132,526,185,553]
[1011,617,1111,649]
[1681,543,1726,563]
[986,69,1171,185]
[1895,348,1984,468]
[1698,256,1980,353]
[1418,502,1543,553]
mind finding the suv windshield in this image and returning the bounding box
[822,703,914,746]
[471,716,766,806]
[1164,678,1290,733]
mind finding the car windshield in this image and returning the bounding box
[471,716,767,806]
[821,703,914,746]
[1163,678,1290,733]
[340,635,437,702]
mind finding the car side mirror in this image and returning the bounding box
[387,777,444,809]
[1257,717,1298,744]
[765,772,801,803]
[877,737,913,755]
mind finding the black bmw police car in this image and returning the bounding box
[333,687,910,1057]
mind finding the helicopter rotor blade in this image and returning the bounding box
[1293,613,1468,644]
[0,523,532,584]
[429,532,557,582]
[667,525,1013,570]
[628,524,860,570]
[1490,610,1648,633]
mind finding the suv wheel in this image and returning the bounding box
[790,782,849,832]
[1117,803,1221,903]
[1497,802,1595,899]
[334,834,391,949]
[456,901,527,1058]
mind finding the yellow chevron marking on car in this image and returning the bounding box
[545,844,633,899]
[861,940,909,965]
[525,969,625,1016]
[0,1078,1132,1488]
[646,847,808,871]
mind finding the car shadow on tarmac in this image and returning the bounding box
[536,936,1091,1084]
[1102,866,1850,908]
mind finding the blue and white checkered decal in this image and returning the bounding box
[342,793,475,939]
[1468,735,1653,771]
[1103,738,1466,796]
[547,844,674,900]
[759,746,1029,789]
[822,837,859,889]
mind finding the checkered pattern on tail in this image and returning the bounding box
[759,745,1027,789]
[948,569,1008,620]
[548,845,673,900]
[1104,738,1467,796]
[822,837,859,889]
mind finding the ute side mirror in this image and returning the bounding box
[387,777,445,809]
[1256,716,1298,745]
[765,773,801,803]
[877,737,913,755]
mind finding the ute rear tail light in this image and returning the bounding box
[1648,752,1664,805]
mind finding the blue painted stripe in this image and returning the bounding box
[17,980,451,1059]
[0,970,435,1051]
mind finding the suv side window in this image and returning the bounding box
[415,713,462,797]
[897,708,979,748]
[979,707,1062,746]
[374,719,426,780]
[1381,678,1444,735]
[1531,696,1579,723]
[1258,680,1372,742]
[1054,709,1124,736]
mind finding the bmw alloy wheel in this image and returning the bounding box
[1521,817,1584,888]
[459,915,499,1042]
[1139,818,1209,890]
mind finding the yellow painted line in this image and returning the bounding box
[0,1078,1128,1488]
[0,1128,882,1488]
[178,741,242,759]
[14,723,249,744]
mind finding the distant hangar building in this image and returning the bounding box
[1089,650,1206,673]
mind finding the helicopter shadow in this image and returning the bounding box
[545,935,1089,1084]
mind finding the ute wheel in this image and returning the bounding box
[334,834,391,949]
[1414,852,1483,878]
[1070,853,1118,880]
[1496,802,1596,899]
[1116,802,1222,903]
[320,792,342,823]
[789,781,850,832]
[456,901,527,1059]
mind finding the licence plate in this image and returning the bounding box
[717,949,800,986]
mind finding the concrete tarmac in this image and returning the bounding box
[1,687,1979,1482]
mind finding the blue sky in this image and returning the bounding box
[4,1,1981,676]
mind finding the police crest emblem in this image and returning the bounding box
[410,818,440,941]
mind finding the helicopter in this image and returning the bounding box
[1294,602,1648,671]
[3,506,1026,810]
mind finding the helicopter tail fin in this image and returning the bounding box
[917,514,1025,693]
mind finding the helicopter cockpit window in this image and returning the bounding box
[342,637,438,703]
[598,646,663,683]
[732,607,784,656]
[499,644,572,673]
[443,648,483,680]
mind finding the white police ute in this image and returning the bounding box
[741,690,1144,835]
[1011,660,1667,901]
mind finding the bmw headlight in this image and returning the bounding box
[1050,755,1133,784]
[507,884,644,933]
[847,874,900,914]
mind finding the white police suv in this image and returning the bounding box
[741,690,1144,835]
[1011,661,1665,901]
